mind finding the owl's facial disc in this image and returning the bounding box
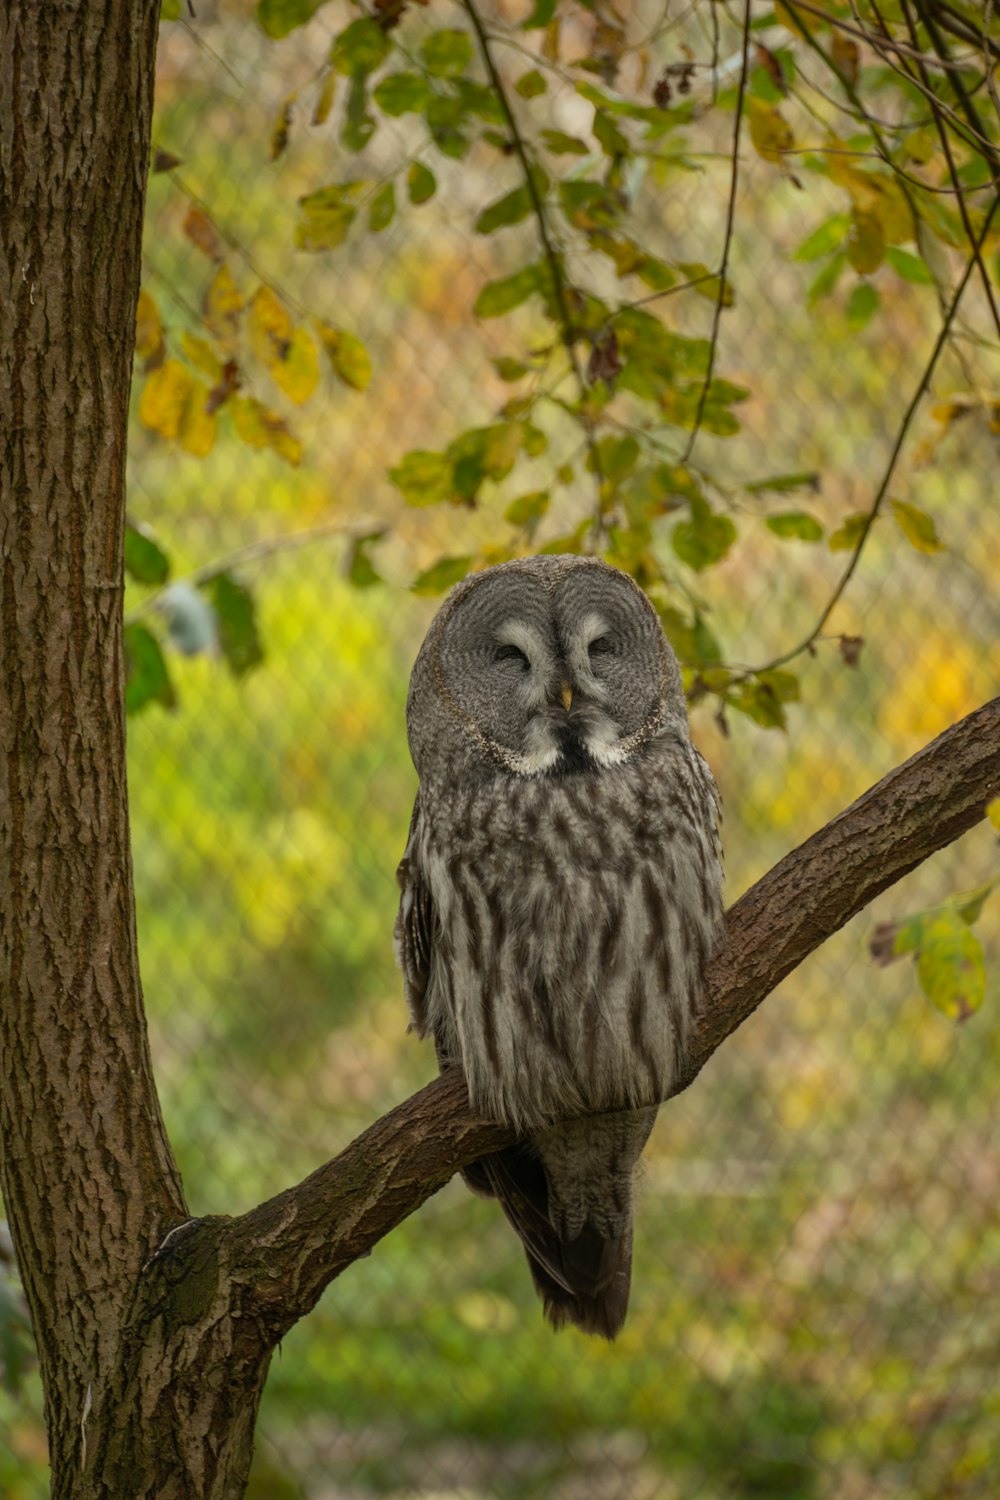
[487,612,635,777]
[430,561,668,780]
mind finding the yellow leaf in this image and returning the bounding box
[748,100,794,164]
[203,264,244,348]
[846,210,885,274]
[830,31,859,83]
[891,498,943,554]
[180,331,223,381]
[178,381,217,457]
[271,94,295,161]
[230,396,302,466]
[139,359,195,440]
[139,359,216,456]
[248,285,293,370]
[987,798,1000,832]
[270,326,319,405]
[313,321,372,391]
[312,70,336,126]
[134,290,163,362]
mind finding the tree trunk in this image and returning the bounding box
[0,3,270,1494]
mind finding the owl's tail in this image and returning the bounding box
[467,1145,634,1340]
[526,1226,633,1340]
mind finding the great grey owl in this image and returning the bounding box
[395,555,722,1338]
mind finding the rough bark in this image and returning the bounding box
[0,3,264,1495]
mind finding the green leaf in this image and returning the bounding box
[314,322,372,391]
[407,162,437,204]
[342,75,375,152]
[808,251,847,304]
[447,423,526,499]
[421,29,473,78]
[368,181,396,233]
[331,18,391,77]
[828,511,869,551]
[794,214,851,261]
[559,179,622,232]
[522,0,558,27]
[256,0,321,41]
[515,70,547,99]
[846,281,880,329]
[346,530,385,589]
[589,433,639,481]
[892,498,943,554]
[373,72,433,116]
[747,470,820,494]
[296,182,366,253]
[671,499,738,572]
[124,623,175,715]
[955,879,998,927]
[475,184,535,235]
[988,798,1000,832]
[504,490,550,528]
[593,109,629,157]
[766,512,824,542]
[540,129,590,156]
[209,573,264,678]
[886,246,934,284]
[412,556,473,595]
[916,909,986,1023]
[756,668,800,703]
[729,679,788,730]
[124,521,170,585]
[389,449,454,506]
[425,94,470,158]
[473,263,542,319]
[677,264,731,304]
[492,356,530,381]
[635,256,676,292]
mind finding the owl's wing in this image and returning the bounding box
[394,795,437,1036]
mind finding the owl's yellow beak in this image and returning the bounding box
[560,681,573,711]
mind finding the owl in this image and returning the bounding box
[395,555,722,1338]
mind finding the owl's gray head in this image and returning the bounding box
[406,555,689,780]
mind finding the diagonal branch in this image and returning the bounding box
[203,693,1000,1341]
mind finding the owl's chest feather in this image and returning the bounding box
[415,747,721,1130]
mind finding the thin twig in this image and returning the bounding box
[790,0,972,68]
[460,0,607,510]
[680,0,751,464]
[897,0,1000,337]
[931,1,1000,64]
[911,0,1000,168]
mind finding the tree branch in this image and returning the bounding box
[203,693,1000,1341]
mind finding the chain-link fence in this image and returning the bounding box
[3,1,999,1495]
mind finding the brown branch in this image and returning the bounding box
[203,693,1000,1342]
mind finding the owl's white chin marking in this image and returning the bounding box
[581,715,629,767]
[507,707,629,776]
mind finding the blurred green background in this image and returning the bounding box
[2,2,999,1496]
